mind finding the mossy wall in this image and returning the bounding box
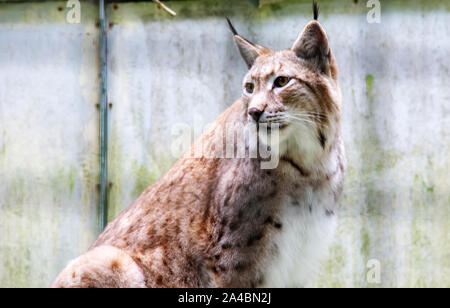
[0,1,100,287]
[0,0,449,287]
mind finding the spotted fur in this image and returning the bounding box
[52,8,345,288]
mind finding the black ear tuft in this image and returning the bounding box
[226,17,238,36]
[313,0,319,20]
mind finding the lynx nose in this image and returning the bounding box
[248,107,263,122]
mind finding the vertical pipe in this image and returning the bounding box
[99,0,108,232]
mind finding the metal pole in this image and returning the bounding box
[99,0,108,232]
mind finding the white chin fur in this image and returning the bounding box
[267,122,322,165]
[250,120,323,171]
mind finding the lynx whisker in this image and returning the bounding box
[285,115,316,126]
[289,112,328,127]
[290,112,327,119]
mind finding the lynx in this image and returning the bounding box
[52,3,345,288]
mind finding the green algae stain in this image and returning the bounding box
[365,74,374,102]
[407,170,442,287]
[314,242,346,288]
[131,157,171,200]
[68,165,76,195]
[269,3,283,11]
[360,228,371,258]
[0,167,90,287]
[105,133,124,223]
[131,161,153,199]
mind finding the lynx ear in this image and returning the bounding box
[291,20,330,73]
[226,18,269,69]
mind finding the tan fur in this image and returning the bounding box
[51,246,146,288]
[52,17,345,288]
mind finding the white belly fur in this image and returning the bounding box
[261,188,337,287]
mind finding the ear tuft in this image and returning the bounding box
[313,0,319,20]
[226,17,238,36]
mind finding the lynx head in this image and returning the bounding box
[228,3,341,170]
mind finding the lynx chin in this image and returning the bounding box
[52,2,345,288]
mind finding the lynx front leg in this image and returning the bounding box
[51,245,146,288]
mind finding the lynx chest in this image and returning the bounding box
[260,181,338,287]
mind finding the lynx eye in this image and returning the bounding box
[273,76,290,88]
[244,82,254,94]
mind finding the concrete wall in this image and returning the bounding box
[0,0,449,287]
[0,1,100,287]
